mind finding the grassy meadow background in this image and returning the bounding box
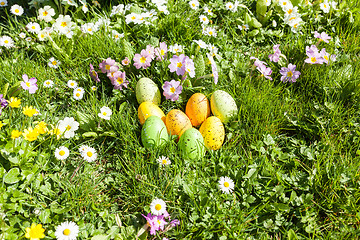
[1,0,360,239]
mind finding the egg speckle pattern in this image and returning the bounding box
[138,102,166,125]
[136,77,161,105]
[210,90,237,123]
[178,128,205,160]
[185,93,210,127]
[166,109,192,138]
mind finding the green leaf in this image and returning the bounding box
[83,132,98,138]
[4,168,20,184]
[91,234,109,240]
[287,229,298,240]
[250,17,262,28]
[256,0,267,18]
[39,209,51,223]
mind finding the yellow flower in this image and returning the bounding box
[11,130,22,139]
[25,223,45,240]
[0,121,3,129]
[49,127,62,139]
[22,127,39,142]
[35,121,47,134]
[8,97,21,108]
[23,106,38,117]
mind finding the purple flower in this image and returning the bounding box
[170,219,180,227]
[314,31,331,43]
[250,56,267,68]
[0,94,7,108]
[145,45,155,60]
[21,74,38,94]
[89,63,100,82]
[99,58,117,73]
[256,64,272,80]
[304,45,324,64]
[268,44,281,63]
[319,48,331,64]
[163,80,182,101]
[121,57,130,66]
[142,213,168,236]
[279,63,301,83]
[155,42,168,61]
[111,71,129,90]
[133,49,152,69]
[168,54,186,76]
[184,57,196,78]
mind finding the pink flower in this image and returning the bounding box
[304,45,324,64]
[168,54,186,76]
[279,63,301,83]
[268,44,281,63]
[133,49,152,69]
[111,71,128,90]
[257,64,272,80]
[163,80,182,101]
[145,45,155,60]
[142,213,168,236]
[155,42,168,61]
[250,56,267,68]
[89,63,100,82]
[184,57,196,78]
[21,74,38,94]
[314,31,331,43]
[121,57,130,66]
[99,58,117,73]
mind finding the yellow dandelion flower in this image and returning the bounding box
[34,121,47,134]
[23,106,37,117]
[25,223,45,240]
[11,130,22,139]
[22,127,39,142]
[8,97,21,108]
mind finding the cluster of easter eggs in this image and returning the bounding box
[136,78,237,160]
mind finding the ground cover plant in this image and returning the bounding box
[1,0,360,239]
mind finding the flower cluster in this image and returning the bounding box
[305,31,335,65]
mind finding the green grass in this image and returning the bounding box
[1,0,360,239]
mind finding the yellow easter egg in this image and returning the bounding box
[199,116,225,150]
[138,102,166,125]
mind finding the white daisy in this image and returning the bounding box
[199,15,209,25]
[10,4,24,16]
[157,156,171,166]
[189,0,199,10]
[26,22,41,34]
[238,24,249,31]
[54,15,75,35]
[203,6,213,15]
[55,221,79,240]
[98,106,112,120]
[203,27,217,37]
[150,198,167,216]
[67,80,77,89]
[226,2,237,12]
[125,13,139,24]
[48,57,61,69]
[73,90,84,101]
[91,86,97,91]
[0,36,15,48]
[78,145,89,154]
[38,30,48,41]
[81,147,97,162]
[81,22,97,35]
[25,37,32,42]
[193,39,208,49]
[43,80,54,88]
[57,117,79,139]
[54,146,70,160]
[320,1,330,13]
[218,176,235,194]
[169,44,183,54]
[19,32,26,39]
[38,5,55,22]
[0,0,8,7]
[111,30,124,41]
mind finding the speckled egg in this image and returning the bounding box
[136,77,161,105]
[165,109,192,138]
[141,116,168,149]
[185,93,211,127]
[138,102,166,125]
[199,116,225,150]
[210,90,238,123]
[178,128,205,160]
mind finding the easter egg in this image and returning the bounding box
[199,116,225,150]
[165,109,192,138]
[178,128,205,160]
[185,93,211,127]
[136,77,161,105]
[210,90,238,123]
[141,116,168,149]
[138,102,166,125]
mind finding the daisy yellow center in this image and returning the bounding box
[324,55,329,60]
[209,31,213,35]
[4,40,9,44]
[70,83,74,86]
[170,87,176,93]
[131,16,136,20]
[43,11,48,16]
[288,9,292,14]
[15,9,19,13]
[155,204,162,211]
[192,3,195,6]
[41,34,45,38]
[26,82,31,87]
[52,61,57,65]
[88,28,92,32]
[162,159,167,164]
[311,57,317,63]
[32,26,36,29]
[117,78,123,84]
[103,112,107,116]
[1,2,5,5]
[105,65,110,70]
[46,81,50,85]
[140,57,146,63]
[203,18,206,21]
[174,48,178,52]
[61,22,67,27]
[324,4,327,8]
[224,182,230,188]
[87,151,93,157]
[63,229,71,236]
[229,5,232,8]
[59,150,65,156]
[177,62,182,68]
[66,125,71,131]
[115,35,119,38]
[287,71,293,77]
[283,2,287,5]
[76,93,80,97]
[243,25,246,29]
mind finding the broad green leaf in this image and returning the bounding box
[4,168,20,184]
